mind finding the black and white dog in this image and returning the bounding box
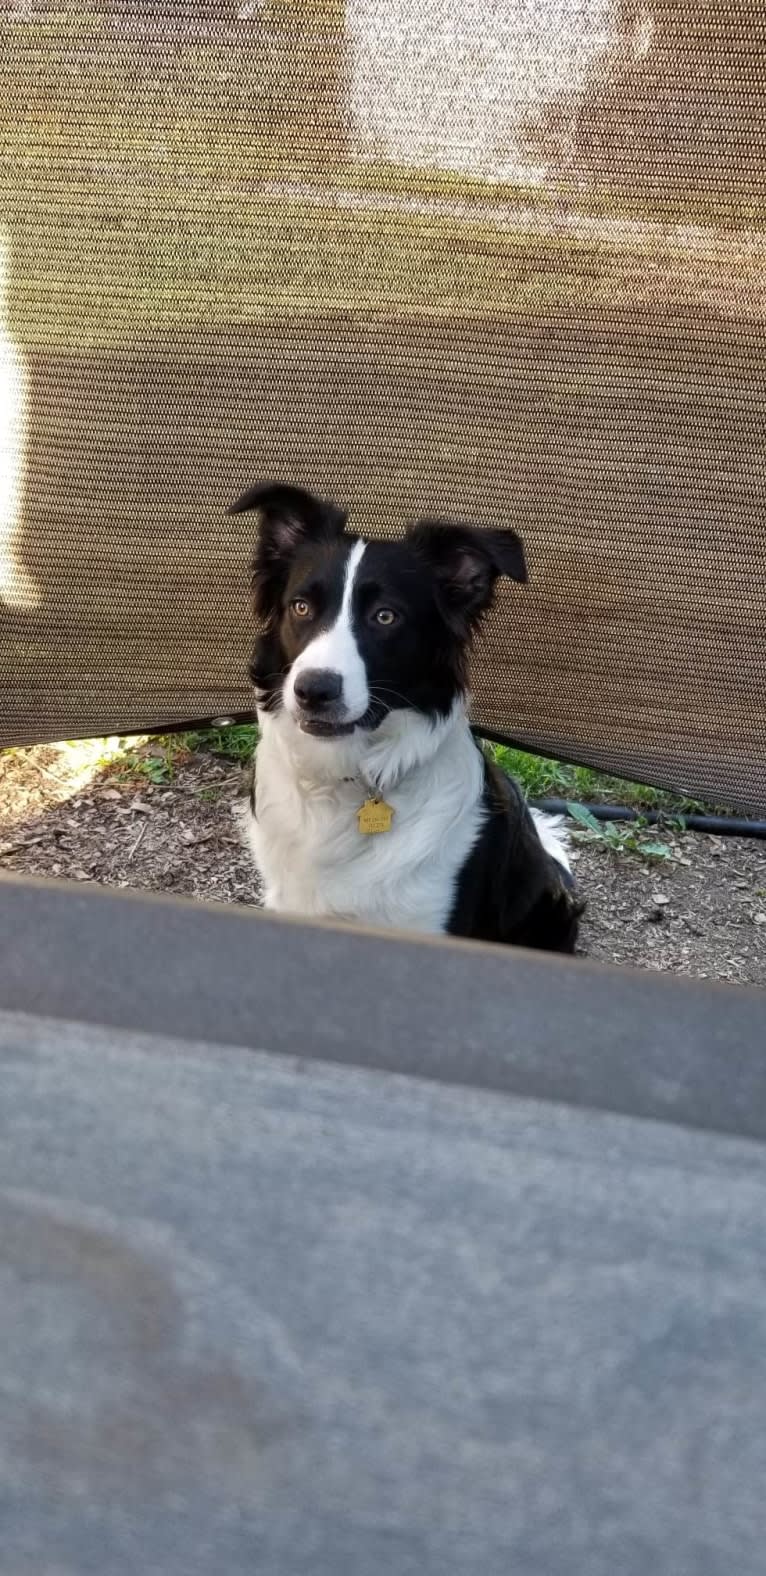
[231,482,583,952]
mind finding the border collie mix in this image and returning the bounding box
[231,482,583,952]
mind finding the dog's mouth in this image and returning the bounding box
[298,717,357,739]
[294,699,388,739]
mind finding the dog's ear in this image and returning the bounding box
[408,519,527,634]
[228,482,348,619]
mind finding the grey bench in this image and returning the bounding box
[2,874,765,1575]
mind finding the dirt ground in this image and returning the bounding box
[1,740,765,989]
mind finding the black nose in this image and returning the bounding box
[293,668,343,709]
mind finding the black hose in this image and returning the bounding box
[533,800,766,840]
[470,728,765,838]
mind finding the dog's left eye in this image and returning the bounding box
[374,608,398,627]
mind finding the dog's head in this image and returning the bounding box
[229,482,527,739]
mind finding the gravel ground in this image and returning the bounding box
[2,739,765,988]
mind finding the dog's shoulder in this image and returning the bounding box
[448,752,584,953]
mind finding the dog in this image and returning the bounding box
[230,481,583,952]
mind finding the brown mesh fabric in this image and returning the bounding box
[1,2,764,812]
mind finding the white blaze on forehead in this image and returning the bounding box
[286,539,369,720]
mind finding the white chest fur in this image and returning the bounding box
[243,706,486,933]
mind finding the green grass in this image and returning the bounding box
[179,724,258,765]
[489,744,706,814]
[99,724,258,783]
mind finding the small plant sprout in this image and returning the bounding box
[566,803,674,863]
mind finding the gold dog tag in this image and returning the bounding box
[357,797,394,835]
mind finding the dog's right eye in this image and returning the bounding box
[291,598,312,619]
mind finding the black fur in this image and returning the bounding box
[449,754,584,952]
[229,481,347,621]
[238,482,528,730]
[232,482,584,954]
[409,518,527,637]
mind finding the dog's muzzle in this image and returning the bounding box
[292,668,356,737]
